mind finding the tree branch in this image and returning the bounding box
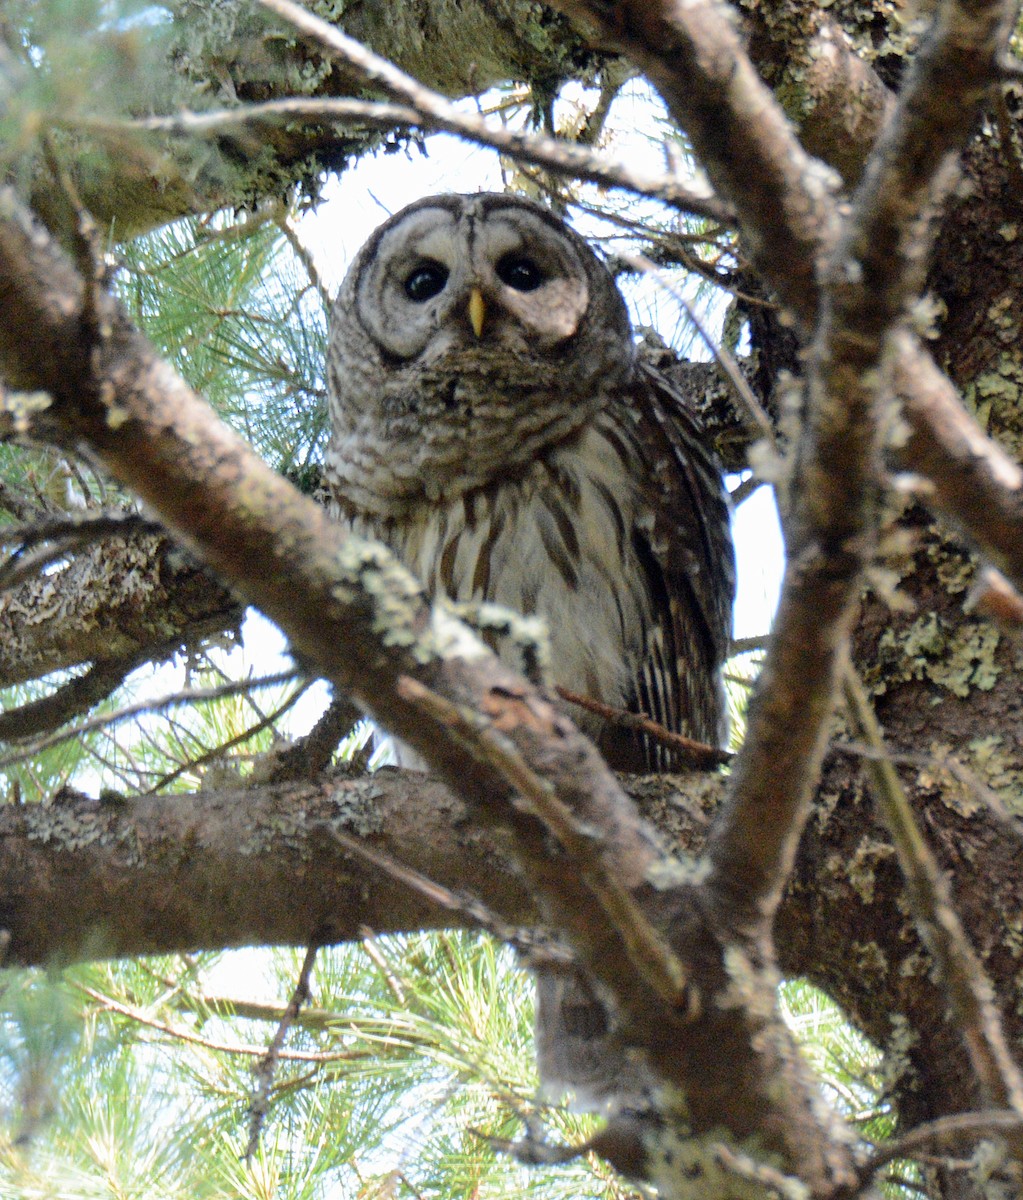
[841,658,1023,1138]
[0,532,241,690]
[71,95,733,226]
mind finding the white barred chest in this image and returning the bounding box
[332,419,656,717]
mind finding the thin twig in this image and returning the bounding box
[146,681,311,793]
[0,478,41,521]
[267,692,363,782]
[359,929,406,1005]
[729,475,765,507]
[72,982,360,1063]
[247,0,733,224]
[554,685,731,767]
[0,511,156,548]
[861,1109,1023,1178]
[831,737,1023,831]
[965,565,1023,630]
[841,657,1023,1146]
[712,1141,810,1200]
[72,96,730,224]
[625,251,776,445]
[272,204,333,314]
[730,635,770,656]
[324,821,571,965]
[246,942,319,1161]
[0,671,300,765]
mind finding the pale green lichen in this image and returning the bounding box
[331,537,487,665]
[879,1013,919,1096]
[326,778,386,837]
[851,940,888,976]
[21,803,141,865]
[719,945,781,1021]
[963,351,1023,460]
[909,292,947,340]
[1,388,52,435]
[1002,920,1023,962]
[837,837,895,904]
[646,854,710,891]
[898,951,929,978]
[930,544,976,595]
[872,612,1000,698]
[447,600,550,682]
[915,743,983,819]
[645,1090,808,1200]
[967,735,1023,819]
[968,1139,1015,1200]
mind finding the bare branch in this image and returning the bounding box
[127,9,727,226]
[862,1110,1023,1177]
[554,685,731,767]
[841,659,1023,1135]
[326,821,568,961]
[267,692,363,782]
[0,533,241,690]
[0,671,299,763]
[246,942,319,1160]
[0,768,694,968]
[0,512,156,616]
[0,656,138,743]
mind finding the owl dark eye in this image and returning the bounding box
[496,254,543,292]
[404,261,449,302]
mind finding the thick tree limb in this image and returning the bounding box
[841,660,1023,1127]
[738,0,894,183]
[0,533,241,690]
[0,655,139,742]
[891,333,1023,587]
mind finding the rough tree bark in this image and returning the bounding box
[4,1,1023,1198]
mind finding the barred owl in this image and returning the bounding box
[325,192,734,1109]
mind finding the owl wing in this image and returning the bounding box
[624,359,735,762]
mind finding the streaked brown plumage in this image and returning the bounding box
[325,192,734,1108]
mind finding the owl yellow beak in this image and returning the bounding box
[468,287,486,338]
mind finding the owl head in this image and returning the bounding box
[326,193,635,511]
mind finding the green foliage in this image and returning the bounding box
[781,981,923,1198]
[0,940,638,1200]
[117,214,330,482]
